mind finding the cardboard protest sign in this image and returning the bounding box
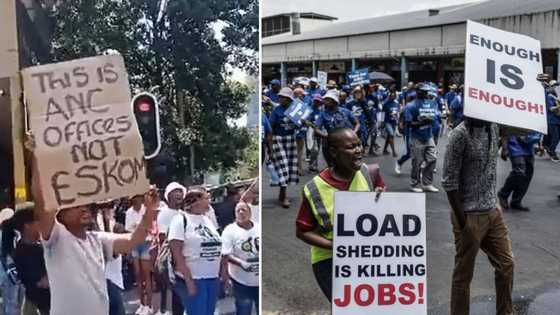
[317,71,328,89]
[285,99,312,126]
[333,192,427,315]
[22,55,150,211]
[347,68,369,87]
[464,20,547,133]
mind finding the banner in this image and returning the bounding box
[333,192,427,315]
[285,99,312,126]
[464,20,547,133]
[317,71,328,89]
[22,55,150,211]
[346,68,370,87]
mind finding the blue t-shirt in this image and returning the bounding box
[383,100,400,124]
[270,105,298,136]
[309,107,323,125]
[406,98,437,141]
[307,87,326,97]
[315,107,355,133]
[406,90,417,102]
[345,100,368,122]
[366,95,379,123]
[265,90,280,104]
[445,91,457,105]
[261,114,271,143]
[450,95,464,124]
[546,93,560,125]
[508,133,540,157]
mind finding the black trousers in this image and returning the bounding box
[312,258,332,302]
[499,155,534,206]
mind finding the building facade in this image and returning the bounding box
[262,0,560,88]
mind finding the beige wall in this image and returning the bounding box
[0,0,20,77]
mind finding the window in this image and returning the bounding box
[263,16,291,37]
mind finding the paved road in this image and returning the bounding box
[123,290,240,315]
[262,132,560,315]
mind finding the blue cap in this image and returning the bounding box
[270,79,280,86]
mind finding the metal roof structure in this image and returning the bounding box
[263,12,338,21]
[263,0,560,45]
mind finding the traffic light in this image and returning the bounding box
[132,92,161,159]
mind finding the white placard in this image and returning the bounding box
[464,20,547,133]
[317,71,328,90]
[333,192,427,315]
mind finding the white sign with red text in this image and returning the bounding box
[464,20,547,133]
[332,192,427,315]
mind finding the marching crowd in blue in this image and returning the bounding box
[261,75,560,207]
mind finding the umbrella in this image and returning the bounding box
[368,71,395,82]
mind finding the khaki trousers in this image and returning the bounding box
[450,209,514,315]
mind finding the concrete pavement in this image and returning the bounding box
[262,133,560,315]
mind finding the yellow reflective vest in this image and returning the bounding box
[302,164,375,264]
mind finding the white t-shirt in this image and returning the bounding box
[168,213,222,279]
[96,214,124,290]
[206,206,219,230]
[42,221,116,315]
[105,256,123,289]
[221,222,260,287]
[249,204,260,224]
[157,205,179,235]
[125,206,145,232]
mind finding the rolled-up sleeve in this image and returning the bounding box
[442,129,466,191]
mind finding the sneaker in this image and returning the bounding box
[422,185,439,193]
[552,156,560,163]
[410,186,423,193]
[395,161,401,174]
[135,306,146,315]
[510,203,530,211]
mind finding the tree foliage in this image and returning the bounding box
[49,0,258,183]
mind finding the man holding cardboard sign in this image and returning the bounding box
[22,55,156,315]
[22,54,150,211]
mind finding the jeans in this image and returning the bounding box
[450,209,514,315]
[107,280,125,315]
[232,279,259,315]
[173,278,219,315]
[499,155,534,206]
[546,123,560,156]
[397,133,411,165]
[312,258,332,302]
[410,137,437,186]
[1,280,23,315]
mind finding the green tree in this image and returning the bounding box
[49,0,258,183]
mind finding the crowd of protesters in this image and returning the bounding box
[262,74,560,209]
[263,72,560,315]
[0,138,260,315]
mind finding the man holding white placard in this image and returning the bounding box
[442,20,550,315]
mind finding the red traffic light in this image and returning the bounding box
[131,92,161,159]
[138,102,151,112]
